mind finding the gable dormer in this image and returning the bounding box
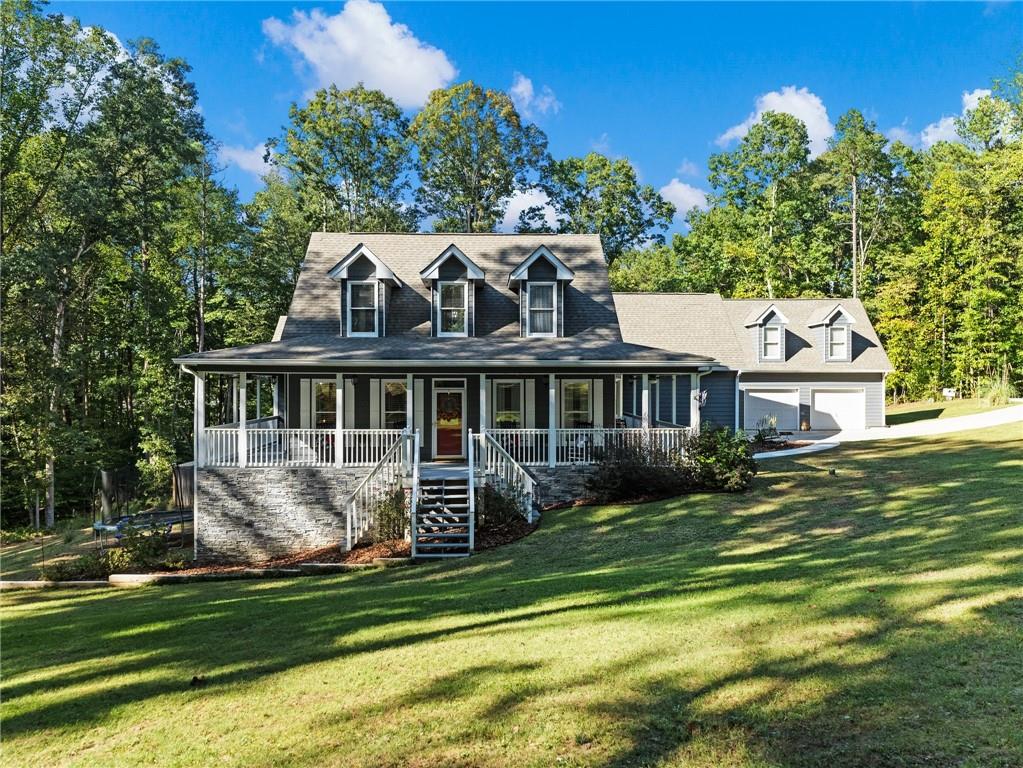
[744,303,789,363]
[420,244,485,337]
[808,303,856,362]
[327,243,402,338]
[508,246,575,338]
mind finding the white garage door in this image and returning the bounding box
[744,389,799,431]
[811,389,865,430]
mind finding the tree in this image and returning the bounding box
[409,81,547,232]
[519,152,675,265]
[270,84,415,233]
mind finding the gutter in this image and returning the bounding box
[171,357,724,371]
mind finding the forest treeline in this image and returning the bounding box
[2,1,1020,523]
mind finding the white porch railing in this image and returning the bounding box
[475,431,538,523]
[486,427,692,466]
[346,429,413,549]
[204,427,405,468]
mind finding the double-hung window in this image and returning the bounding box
[493,380,523,428]
[527,282,556,337]
[827,324,848,360]
[761,324,782,360]
[348,281,377,337]
[561,380,591,428]
[438,281,467,336]
[382,380,408,429]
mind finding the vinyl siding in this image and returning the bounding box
[700,371,737,429]
[738,372,885,428]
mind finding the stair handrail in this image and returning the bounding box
[345,427,408,550]
[480,429,537,523]
[409,429,420,559]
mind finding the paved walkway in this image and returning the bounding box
[755,404,1023,460]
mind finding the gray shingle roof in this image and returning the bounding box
[173,328,715,368]
[285,232,620,339]
[614,293,892,373]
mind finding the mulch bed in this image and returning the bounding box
[156,517,536,577]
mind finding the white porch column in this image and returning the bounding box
[255,376,261,419]
[272,376,280,419]
[690,372,701,433]
[237,373,247,467]
[614,374,624,422]
[195,371,206,468]
[671,375,677,425]
[405,373,413,429]
[479,373,487,433]
[547,373,556,468]
[641,373,650,429]
[335,373,344,468]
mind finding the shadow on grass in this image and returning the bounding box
[886,407,945,425]
[2,429,1022,766]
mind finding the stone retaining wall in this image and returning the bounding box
[196,466,368,563]
[530,465,600,507]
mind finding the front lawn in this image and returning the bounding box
[886,397,1010,425]
[3,425,1022,767]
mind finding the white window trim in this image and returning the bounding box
[526,282,557,338]
[560,378,592,428]
[827,324,848,361]
[436,280,469,338]
[761,324,782,361]
[380,379,408,429]
[347,280,378,338]
[492,378,524,429]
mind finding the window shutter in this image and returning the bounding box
[593,378,604,428]
[524,379,535,428]
[299,378,311,429]
[344,378,356,429]
[414,378,425,437]
[369,378,380,428]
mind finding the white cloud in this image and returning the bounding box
[911,88,992,149]
[885,122,919,148]
[219,143,269,178]
[590,132,611,154]
[659,179,708,219]
[499,188,556,233]
[509,72,561,120]
[676,158,699,177]
[717,85,834,157]
[262,0,456,108]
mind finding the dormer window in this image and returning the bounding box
[808,303,856,362]
[347,281,378,337]
[527,282,556,337]
[761,324,782,360]
[437,281,467,336]
[827,324,848,360]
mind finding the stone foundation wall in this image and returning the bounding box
[196,466,369,563]
[530,465,601,508]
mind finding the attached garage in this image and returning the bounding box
[811,389,865,430]
[744,389,799,431]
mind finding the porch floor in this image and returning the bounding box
[419,462,471,480]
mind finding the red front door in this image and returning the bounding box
[435,390,464,457]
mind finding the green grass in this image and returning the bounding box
[1,520,192,581]
[3,425,1022,767]
[886,397,1010,426]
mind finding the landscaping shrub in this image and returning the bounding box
[370,488,408,542]
[977,376,1019,406]
[476,483,524,529]
[586,425,757,503]
[37,522,170,580]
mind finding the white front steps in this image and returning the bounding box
[414,477,472,558]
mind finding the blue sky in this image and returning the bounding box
[53,1,1022,231]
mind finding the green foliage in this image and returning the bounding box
[370,488,408,543]
[475,483,522,529]
[586,427,756,503]
[519,152,675,264]
[409,81,547,232]
[37,522,169,580]
[977,376,1019,407]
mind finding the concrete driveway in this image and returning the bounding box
[755,403,1023,460]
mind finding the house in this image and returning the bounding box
[612,293,892,432]
[173,233,892,563]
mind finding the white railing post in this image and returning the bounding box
[548,374,556,468]
[238,373,247,468]
[468,429,475,552]
[335,373,344,468]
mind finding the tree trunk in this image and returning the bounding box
[851,173,859,298]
